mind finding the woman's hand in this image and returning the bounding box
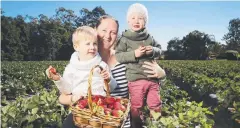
[142,60,166,79]
[46,65,60,81]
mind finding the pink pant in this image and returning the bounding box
[129,79,161,110]
[128,80,161,128]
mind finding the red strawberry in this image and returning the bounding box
[78,99,88,109]
[93,95,104,101]
[104,108,112,115]
[49,67,57,75]
[105,97,116,105]
[115,98,121,102]
[112,110,124,117]
[97,98,106,106]
[113,102,122,110]
[108,104,114,109]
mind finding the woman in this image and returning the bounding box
[59,15,166,128]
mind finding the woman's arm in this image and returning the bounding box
[142,60,166,79]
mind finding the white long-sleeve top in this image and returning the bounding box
[54,52,117,97]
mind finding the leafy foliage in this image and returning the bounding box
[159,60,240,126]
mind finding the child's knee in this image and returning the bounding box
[147,97,162,110]
[130,97,144,109]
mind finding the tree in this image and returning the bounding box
[53,7,77,60]
[207,43,226,57]
[182,30,216,60]
[1,6,107,61]
[223,18,240,52]
[1,16,23,60]
[165,30,217,60]
[165,38,184,60]
[75,6,106,27]
[14,15,31,60]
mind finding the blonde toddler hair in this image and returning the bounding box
[72,26,98,45]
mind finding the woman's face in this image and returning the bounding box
[97,18,118,50]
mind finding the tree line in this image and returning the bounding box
[1,7,239,61]
[165,18,240,60]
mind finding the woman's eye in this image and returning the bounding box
[112,32,117,35]
[86,42,90,45]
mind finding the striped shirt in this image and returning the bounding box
[110,63,129,98]
[110,63,130,128]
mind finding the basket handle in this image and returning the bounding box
[88,65,111,114]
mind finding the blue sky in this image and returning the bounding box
[1,1,240,50]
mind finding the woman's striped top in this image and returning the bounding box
[110,63,129,98]
[110,63,130,128]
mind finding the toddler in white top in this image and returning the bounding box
[46,26,117,101]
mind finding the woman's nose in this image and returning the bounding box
[105,32,111,39]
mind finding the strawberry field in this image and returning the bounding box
[1,60,239,128]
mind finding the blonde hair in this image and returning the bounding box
[72,26,97,45]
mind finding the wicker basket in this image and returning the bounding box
[70,65,130,128]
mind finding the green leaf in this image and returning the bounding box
[27,103,37,109]
[26,115,38,123]
[31,108,39,115]
[1,122,7,128]
[179,113,184,120]
[1,106,9,114]
[198,101,203,107]
[160,118,170,126]
[187,111,193,117]
[193,112,199,118]
[2,117,8,122]
[233,101,237,108]
[172,121,180,127]
[9,111,16,118]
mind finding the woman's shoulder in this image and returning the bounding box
[111,63,126,72]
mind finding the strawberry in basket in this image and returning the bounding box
[105,97,116,104]
[76,95,128,118]
[112,109,124,117]
[78,99,88,109]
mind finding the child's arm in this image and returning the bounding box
[151,37,162,58]
[115,37,138,63]
[51,65,74,94]
[99,62,118,92]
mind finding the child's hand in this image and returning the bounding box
[100,69,110,80]
[146,46,153,55]
[135,45,146,58]
[46,65,60,81]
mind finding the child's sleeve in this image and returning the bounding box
[151,36,162,59]
[99,62,118,92]
[53,65,73,94]
[115,37,138,63]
